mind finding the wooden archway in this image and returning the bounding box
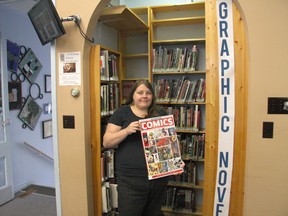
[204,0,247,215]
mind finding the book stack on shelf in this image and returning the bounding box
[100,50,119,81]
[153,77,206,103]
[152,45,199,73]
[121,80,135,104]
[162,187,196,213]
[100,49,120,117]
[101,149,119,215]
[163,105,201,132]
[102,182,119,215]
[180,134,205,161]
[101,149,115,181]
[101,83,119,116]
[168,134,205,188]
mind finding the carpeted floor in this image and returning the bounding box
[0,185,56,216]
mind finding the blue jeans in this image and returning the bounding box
[117,175,168,216]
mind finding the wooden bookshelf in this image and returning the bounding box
[90,44,121,215]
[149,2,206,215]
[90,2,247,216]
[119,6,150,103]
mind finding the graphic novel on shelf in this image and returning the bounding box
[139,115,184,180]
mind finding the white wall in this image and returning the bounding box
[0,5,55,191]
[236,0,288,215]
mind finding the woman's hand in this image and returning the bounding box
[103,121,141,149]
[125,121,141,135]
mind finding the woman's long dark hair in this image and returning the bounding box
[125,80,160,117]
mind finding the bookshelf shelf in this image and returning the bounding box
[156,102,206,105]
[150,3,205,13]
[123,53,149,58]
[161,207,203,216]
[182,157,205,163]
[176,129,205,134]
[152,38,206,45]
[121,78,148,81]
[168,180,204,190]
[98,6,148,31]
[131,7,149,27]
[152,16,205,26]
[153,71,206,75]
[131,7,148,15]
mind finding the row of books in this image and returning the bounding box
[154,77,205,103]
[101,83,119,116]
[162,187,196,212]
[164,105,201,132]
[121,80,136,104]
[171,160,198,185]
[179,134,205,160]
[100,50,119,81]
[102,181,118,214]
[152,45,199,72]
[101,149,115,182]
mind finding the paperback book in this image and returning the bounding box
[139,115,184,180]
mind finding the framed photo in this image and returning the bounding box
[18,96,43,130]
[7,40,21,73]
[45,75,51,93]
[8,82,22,110]
[42,119,52,138]
[18,48,42,84]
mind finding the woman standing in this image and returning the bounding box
[103,80,168,216]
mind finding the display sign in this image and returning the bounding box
[213,0,236,215]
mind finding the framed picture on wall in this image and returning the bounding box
[18,96,43,130]
[42,119,52,139]
[18,48,42,84]
[8,82,22,110]
[45,75,51,93]
[7,40,21,73]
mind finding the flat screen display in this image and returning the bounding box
[28,0,66,45]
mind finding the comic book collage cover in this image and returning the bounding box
[139,115,184,180]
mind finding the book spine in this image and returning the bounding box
[191,45,198,71]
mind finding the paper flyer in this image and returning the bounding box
[59,52,81,86]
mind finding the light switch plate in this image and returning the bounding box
[262,122,273,138]
[63,115,75,129]
[268,97,288,114]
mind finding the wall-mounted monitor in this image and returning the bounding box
[28,0,66,46]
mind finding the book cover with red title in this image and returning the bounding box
[139,115,184,180]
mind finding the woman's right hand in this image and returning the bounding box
[103,121,140,148]
[125,121,140,135]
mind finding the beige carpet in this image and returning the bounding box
[0,186,56,216]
